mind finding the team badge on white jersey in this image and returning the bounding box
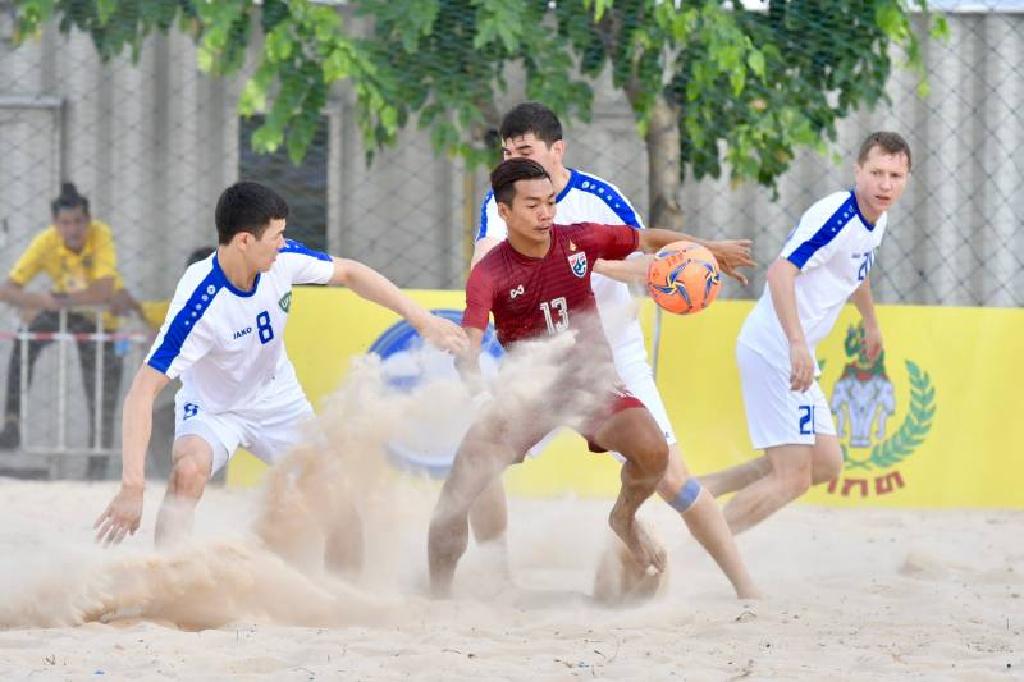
[145,240,334,414]
[739,189,888,373]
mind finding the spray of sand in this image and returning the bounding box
[0,318,652,629]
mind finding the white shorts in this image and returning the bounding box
[174,373,317,475]
[614,347,677,446]
[736,342,836,450]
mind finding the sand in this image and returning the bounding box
[0,479,1020,681]
[0,348,1020,680]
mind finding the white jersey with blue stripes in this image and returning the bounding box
[477,168,645,352]
[145,240,334,413]
[739,190,887,372]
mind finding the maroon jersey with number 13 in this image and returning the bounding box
[462,223,638,349]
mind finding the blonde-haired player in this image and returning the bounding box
[703,132,912,533]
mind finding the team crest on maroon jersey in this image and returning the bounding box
[567,251,588,278]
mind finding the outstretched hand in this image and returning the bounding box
[416,314,469,356]
[708,239,755,287]
[94,485,143,546]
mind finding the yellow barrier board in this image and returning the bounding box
[652,301,1023,508]
[227,288,1023,509]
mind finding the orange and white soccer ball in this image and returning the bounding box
[646,241,722,314]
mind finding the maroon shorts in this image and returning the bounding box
[508,388,646,460]
[580,390,646,453]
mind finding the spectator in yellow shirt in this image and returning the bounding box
[0,183,126,477]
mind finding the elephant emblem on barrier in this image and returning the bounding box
[828,323,935,473]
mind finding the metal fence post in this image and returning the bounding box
[94,309,103,452]
[57,308,67,464]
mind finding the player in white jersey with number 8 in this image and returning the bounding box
[95,181,467,548]
[702,132,912,534]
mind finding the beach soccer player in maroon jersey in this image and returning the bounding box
[428,159,758,598]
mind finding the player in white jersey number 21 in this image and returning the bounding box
[94,182,467,553]
[702,132,912,535]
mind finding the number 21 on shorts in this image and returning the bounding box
[798,405,814,435]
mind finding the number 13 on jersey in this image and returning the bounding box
[540,297,569,334]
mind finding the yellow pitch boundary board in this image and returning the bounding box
[226,288,1024,509]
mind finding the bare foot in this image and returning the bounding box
[608,505,666,575]
[593,532,668,605]
[427,517,465,599]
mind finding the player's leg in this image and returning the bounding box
[244,378,366,577]
[470,428,570,576]
[699,456,773,498]
[807,385,843,486]
[618,356,758,595]
[428,416,527,597]
[717,343,818,534]
[247,440,364,573]
[590,404,668,573]
[720,401,840,535]
[156,393,241,546]
[720,389,838,534]
[254,442,365,578]
[811,434,843,484]
[155,434,216,546]
[467,477,509,581]
[469,427,560,565]
[613,354,685,506]
[626,366,769,504]
[656,447,760,597]
[323,498,363,578]
[720,388,842,530]
[614,352,758,509]
[721,443,813,534]
[469,479,508,545]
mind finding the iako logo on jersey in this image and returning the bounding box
[278,291,292,312]
[826,323,936,499]
[567,252,588,278]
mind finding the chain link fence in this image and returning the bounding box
[0,1,1020,479]
[680,8,1023,308]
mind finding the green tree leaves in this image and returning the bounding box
[13,0,942,192]
[868,361,936,469]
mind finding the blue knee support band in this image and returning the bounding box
[668,478,702,513]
